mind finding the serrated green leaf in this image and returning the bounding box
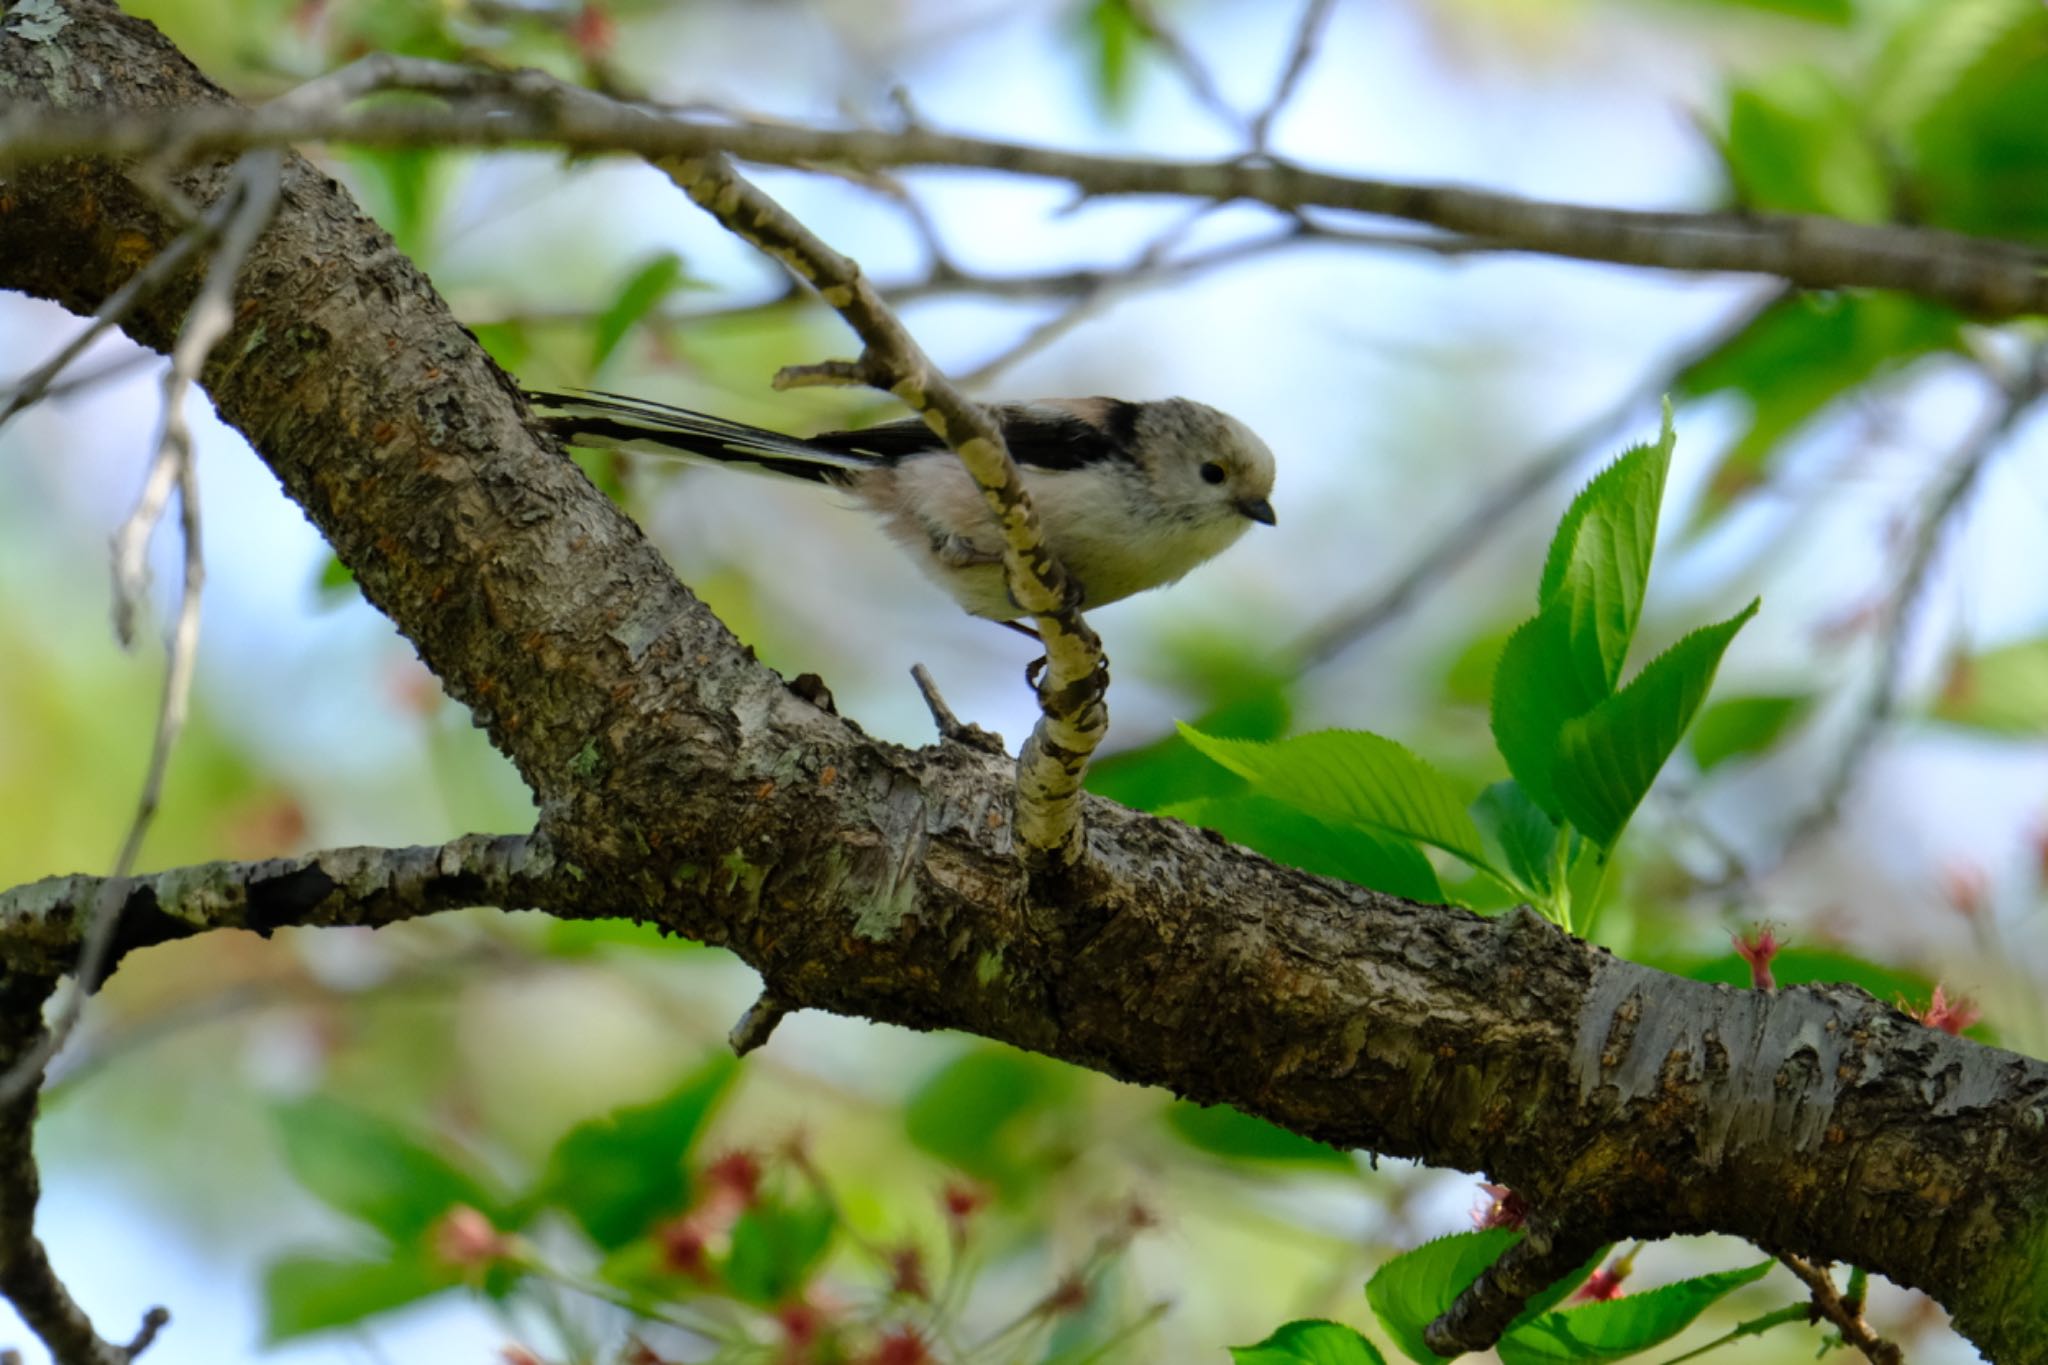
[1554,601,1758,848]
[273,1098,499,1242]
[592,251,691,372]
[1687,693,1813,771]
[1497,1262,1774,1365]
[536,1055,737,1250]
[1232,1319,1388,1365]
[1163,1101,1354,1170]
[1537,410,1674,694]
[1159,793,1443,904]
[1179,727,1501,883]
[262,1251,455,1344]
[1471,781,1563,901]
[723,1196,836,1306]
[904,1045,1076,1192]
[1552,604,1757,847]
[1365,1229,1519,1365]
[1490,600,1607,821]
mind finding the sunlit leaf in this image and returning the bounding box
[273,1098,501,1242]
[1180,727,1501,884]
[535,1055,738,1250]
[262,1251,455,1344]
[1159,793,1444,904]
[591,251,693,372]
[1231,1319,1388,1365]
[1555,602,1760,849]
[723,1196,835,1306]
[1365,1229,1518,1365]
[1497,1262,1774,1365]
[1163,1101,1354,1170]
[1931,638,2048,733]
[905,1045,1077,1192]
[1687,693,1813,770]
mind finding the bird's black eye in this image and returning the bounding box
[1199,461,1227,485]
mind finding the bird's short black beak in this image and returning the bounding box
[1237,495,1277,526]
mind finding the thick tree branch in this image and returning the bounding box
[4,9,2048,1364]
[0,836,568,978]
[6,54,2048,317]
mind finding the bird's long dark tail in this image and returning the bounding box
[526,389,873,485]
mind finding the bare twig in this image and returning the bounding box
[0,153,281,1108]
[911,663,1007,755]
[1293,284,1791,668]
[1248,0,1338,153]
[0,186,240,432]
[1776,344,2048,862]
[1780,1255,1905,1365]
[659,150,1107,866]
[1121,0,1247,137]
[6,59,2048,316]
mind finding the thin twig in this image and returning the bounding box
[727,991,789,1056]
[1248,0,1338,153]
[1775,344,2048,863]
[911,664,1007,755]
[1780,1255,1905,1365]
[1293,284,1791,669]
[659,150,1108,866]
[1121,0,1248,137]
[8,59,2048,315]
[0,188,239,432]
[0,152,281,1108]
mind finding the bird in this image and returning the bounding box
[526,389,1277,622]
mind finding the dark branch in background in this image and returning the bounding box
[653,150,1109,866]
[1780,1256,1905,1365]
[0,152,282,1109]
[1290,284,1790,669]
[9,59,2048,316]
[1773,344,2048,867]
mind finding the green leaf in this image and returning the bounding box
[262,1251,454,1343]
[1365,1229,1519,1365]
[1490,600,1606,821]
[1687,694,1813,771]
[1677,295,1960,521]
[1087,681,1290,812]
[1721,67,1889,219]
[312,552,358,608]
[591,251,691,372]
[1080,0,1149,114]
[722,1196,836,1306]
[1179,727,1500,883]
[1232,1319,1388,1365]
[273,1098,499,1242]
[1902,5,2048,240]
[1159,793,1443,904]
[1931,637,2048,733]
[1497,1262,1774,1365]
[536,1055,738,1250]
[1471,782,1563,901]
[1163,1102,1354,1170]
[904,1045,1076,1191]
[1554,601,1759,848]
[1536,409,1675,695]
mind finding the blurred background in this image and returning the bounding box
[2,0,2044,1359]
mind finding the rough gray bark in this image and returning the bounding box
[1,2,2045,1361]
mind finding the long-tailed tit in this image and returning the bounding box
[527,390,1277,621]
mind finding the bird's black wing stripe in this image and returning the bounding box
[809,407,1135,472]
